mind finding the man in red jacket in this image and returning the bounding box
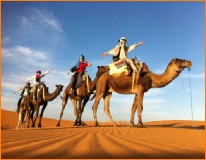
[67,55,92,94]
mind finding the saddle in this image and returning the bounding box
[109,58,148,76]
[109,59,130,75]
[71,73,90,91]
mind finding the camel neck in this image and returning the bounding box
[148,65,180,88]
[44,88,59,101]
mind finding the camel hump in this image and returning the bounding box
[109,59,130,76]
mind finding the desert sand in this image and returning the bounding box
[1,109,205,159]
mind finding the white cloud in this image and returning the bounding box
[2,37,11,44]
[2,45,51,69]
[183,72,204,78]
[145,89,165,97]
[18,7,63,32]
[19,15,31,27]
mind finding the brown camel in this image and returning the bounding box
[16,96,32,129]
[28,83,64,127]
[56,66,109,127]
[92,58,192,127]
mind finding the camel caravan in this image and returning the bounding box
[14,37,192,129]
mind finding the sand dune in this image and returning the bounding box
[1,109,205,159]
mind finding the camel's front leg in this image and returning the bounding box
[92,92,104,127]
[16,112,22,129]
[23,112,28,128]
[130,94,138,127]
[26,110,31,128]
[71,99,78,117]
[56,91,69,127]
[74,97,83,126]
[38,102,48,127]
[136,92,144,128]
[79,96,90,126]
[103,92,118,127]
[32,104,40,128]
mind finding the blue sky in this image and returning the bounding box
[2,2,204,124]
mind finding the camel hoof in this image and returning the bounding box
[94,122,99,127]
[56,123,60,127]
[130,124,136,127]
[130,122,135,127]
[136,123,144,128]
[113,123,118,127]
[38,124,42,128]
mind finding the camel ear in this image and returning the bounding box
[97,66,100,68]
[56,85,57,87]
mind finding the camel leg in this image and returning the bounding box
[25,98,31,128]
[16,112,22,129]
[56,91,69,127]
[74,97,83,126]
[92,92,104,127]
[26,99,32,128]
[130,94,138,127]
[23,112,27,128]
[79,96,90,126]
[38,102,48,128]
[136,92,144,128]
[30,108,34,127]
[21,112,26,128]
[26,110,31,128]
[70,99,78,117]
[103,92,118,127]
[32,104,40,128]
[92,72,109,127]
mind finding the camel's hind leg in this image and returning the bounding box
[56,91,69,127]
[103,92,118,127]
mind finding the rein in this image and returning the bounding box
[188,68,196,130]
[55,90,62,103]
[180,67,196,130]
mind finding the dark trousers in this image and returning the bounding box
[72,72,79,90]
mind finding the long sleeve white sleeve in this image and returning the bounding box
[107,45,120,56]
[127,44,139,52]
[40,69,52,78]
[24,75,35,83]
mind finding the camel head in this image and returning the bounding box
[96,66,109,77]
[170,58,192,73]
[55,84,64,93]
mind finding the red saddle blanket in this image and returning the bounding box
[113,59,127,68]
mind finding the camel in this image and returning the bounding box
[30,83,64,127]
[56,66,109,127]
[16,83,64,128]
[91,58,192,127]
[16,96,33,129]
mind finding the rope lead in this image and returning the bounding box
[188,68,196,130]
